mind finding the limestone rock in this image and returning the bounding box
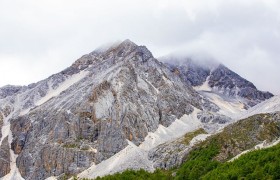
[197,111,231,124]
[148,140,191,170]
[163,58,273,107]
[0,137,10,178]
[2,40,213,179]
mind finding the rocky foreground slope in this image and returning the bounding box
[0,40,276,180]
[97,111,280,180]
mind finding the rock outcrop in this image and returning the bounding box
[0,137,10,177]
[164,58,273,107]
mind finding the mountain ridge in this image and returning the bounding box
[0,40,277,180]
[0,40,208,179]
[163,57,273,108]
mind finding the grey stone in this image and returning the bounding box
[0,137,10,178]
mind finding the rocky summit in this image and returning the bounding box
[163,58,273,108]
[0,40,277,180]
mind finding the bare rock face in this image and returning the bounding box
[0,40,217,179]
[148,128,207,170]
[164,58,211,87]
[208,65,273,106]
[0,85,22,99]
[0,112,3,139]
[148,139,191,170]
[163,58,273,107]
[16,145,96,179]
[197,111,231,124]
[0,137,10,177]
[10,108,98,179]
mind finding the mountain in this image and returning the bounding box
[162,57,273,108]
[0,40,277,180]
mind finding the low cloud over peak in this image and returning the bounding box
[0,0,279,94]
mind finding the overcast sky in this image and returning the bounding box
[0,0,279,94]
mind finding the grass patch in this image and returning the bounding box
[63,143,78,149]
[96,169,172,180]
[181,128,207,145]
[202,143,280,180]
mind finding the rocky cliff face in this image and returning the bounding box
[0,137,10,177]
[164,58,273,107]
[0,40,275,180]
[0,40,219,179]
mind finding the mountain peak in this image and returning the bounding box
[65,39,154,76]
[120,39,137,47]
[163,55,273,107]
[99,39,154,62]
[104,39,138,56]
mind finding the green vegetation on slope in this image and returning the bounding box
[205,113,280,162]
[202,143,280,180]
[95,169,172,180]
[96,140,280,180]
[181,128,207,145]
[175,138,220,179]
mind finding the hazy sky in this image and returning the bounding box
[0,0,279,94]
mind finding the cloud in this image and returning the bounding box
[0,0,279,94]
[172,0,280,94]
